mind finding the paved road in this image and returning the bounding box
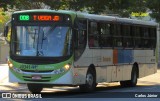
[0,65,160,101]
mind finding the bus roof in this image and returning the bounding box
[13,9,76,15]
[77,13,157,27]
[13,9,158,27]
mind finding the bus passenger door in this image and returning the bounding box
[74,19,87,62]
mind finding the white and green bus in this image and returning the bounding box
[4,9,157,93]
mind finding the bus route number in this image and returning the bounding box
[19,15,30,21]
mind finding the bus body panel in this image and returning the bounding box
[74,48,93,66]
[138,63,157,78]
[73,67,88,85]
[9,69,20,83]
[74,47,157,84]
[96,66,107,82]
[122,65,132,80]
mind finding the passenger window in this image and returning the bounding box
[88,22,100,48]
[112,24,122,47]
[99,23,112,47]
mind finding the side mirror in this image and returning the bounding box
[4,20,11,37]
[4,20,11,43]
[4,26,9,37]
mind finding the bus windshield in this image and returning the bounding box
[13,25,72,57]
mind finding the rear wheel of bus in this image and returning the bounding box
[120,66,138,87]
[27,83,43,93]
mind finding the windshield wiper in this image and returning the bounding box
[36,26,40,56]
[37,50,43,56]
[33,28,38,49]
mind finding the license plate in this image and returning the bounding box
[32,75,42,80]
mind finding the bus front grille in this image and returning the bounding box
[24,79,50,82]
[21,70,53,73]
[23,76,51,82]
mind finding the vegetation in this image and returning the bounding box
[0,8,10,34]
[0,0,160,22]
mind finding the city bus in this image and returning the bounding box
[4,9,157,93]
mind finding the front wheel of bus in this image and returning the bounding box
[79,69,96,92]
[27,84,43,93]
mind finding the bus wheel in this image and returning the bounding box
[120,81,129,87]
[120,67,138,87]
[128,67,138,87]
[79,69,96,92]
[27,84,43,93]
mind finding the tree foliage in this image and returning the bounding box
[0,0,160,22]
[0,8,10,33]
[146,0,160,22]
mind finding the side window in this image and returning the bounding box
[141,27,150,48]
[74,19,87,61]
[112,24,122,47]
[100,23,112,47]
[122,25,130,36]
[88,22,99,47]
[122,25,133,48]
[133,26,142,48]
[149,27,156,48]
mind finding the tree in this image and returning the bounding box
[0,0,15,11]
[0,8,10,33]
[0,0,154,20]
[0,0,107,14]
[42,0,105,13]
[103,0,147,17]
[146,0,160,22]
[0,0,49,11]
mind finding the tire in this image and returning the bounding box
[120,67,138,87]
[79,69,96,92]
[120,81,129,87]
[128,67,138,87]
[27,84,43,93]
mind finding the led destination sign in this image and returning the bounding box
[18,14,61,22]
[33,15,60,21]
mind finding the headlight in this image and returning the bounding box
[51,64,71,74]
[13,67,23,73]
[8,61,13,68]
[64,64,70,70]
[52,68,65,74]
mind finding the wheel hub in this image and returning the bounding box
[86,73,93,86]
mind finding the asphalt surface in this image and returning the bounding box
[0,64,160,101]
